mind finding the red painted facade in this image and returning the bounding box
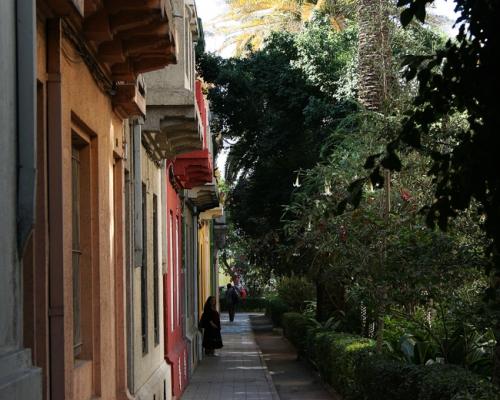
[164,163,188,398]
[165,80,214,398]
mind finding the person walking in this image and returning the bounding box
[199,296,223,356]
[225,283,239,322]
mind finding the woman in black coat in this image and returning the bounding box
[199,296,223,356]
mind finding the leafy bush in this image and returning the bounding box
[281,312,316,354]
[276,275,315,312]
[265,296,289,326]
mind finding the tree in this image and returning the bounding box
[356,0,500,381]
[198,22,358,276]
[215,0,356,54]
[356,0,393,352]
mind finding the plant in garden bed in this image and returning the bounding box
[276,275,316,312]
[356,357,500,400]
[281,312,317,354]
[265,295,289,327]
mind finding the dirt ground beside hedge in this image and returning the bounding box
[250,314,341,400]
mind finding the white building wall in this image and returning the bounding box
[124,123,172,400]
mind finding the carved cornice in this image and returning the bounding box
[45,0,177,118]
[173,149,213,189]
[187,183,219,213]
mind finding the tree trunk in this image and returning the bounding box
[357,0,391,112]
[358,0,392,353]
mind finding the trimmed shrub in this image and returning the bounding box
[265,296,289,326]
[278,311,500,400]
[318,333,375,397]
[281,312,316,354]
[356,356,420,400]
[415,364,500,400]
[356,358,500,400]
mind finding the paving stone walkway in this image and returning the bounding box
[181,313,279,400]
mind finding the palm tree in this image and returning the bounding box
[213,0,356,54]
[357,0,392,353]
[357,0,391,112]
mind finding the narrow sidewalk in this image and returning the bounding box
[181,313,279,400]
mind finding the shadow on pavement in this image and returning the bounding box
[249,314,341,400]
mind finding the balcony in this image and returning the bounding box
[173,149,212,189]
[142,0,204,161]
[187,181,220,213]
[48,0,177,118]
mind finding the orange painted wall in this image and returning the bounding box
[35,15,127,400]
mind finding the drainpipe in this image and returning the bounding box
[192,209,201,360]
[161,161,168,275]
[125,121,135,395]
[47,19,65,400]
[16,0,36,254]
[133,119,143,268]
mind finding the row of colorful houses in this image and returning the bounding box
[0,1,225,399]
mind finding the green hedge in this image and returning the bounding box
[280,313,500,400]
[357,357,500,400]
[281,312,316,354]
[220,296,267,312]
[265,296,289,326]
[308,331,375,397]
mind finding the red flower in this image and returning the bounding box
[401,189,412,202]
[339,226,348,242]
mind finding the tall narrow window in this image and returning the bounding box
[141,183,148,354]
[153,194,159,346]
[71,126,93,364]
[72,145,82,356]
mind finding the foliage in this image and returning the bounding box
[199,21,358,276]
[357,358,500,400]
[351,0,500,379]
[280,317,499,399]
[215,0,357,54]
[220,296,267,312]
[276,275,315,311]
[307,331,375,397]
[281,312,317,353]
[265,295,290,326]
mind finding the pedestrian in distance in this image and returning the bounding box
[225,283,239,322]
[199,296,223,356]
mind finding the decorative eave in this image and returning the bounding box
[173,149,213,189]
[142,103,203,161]
[187,182,219,213]
[112,78,146,119]
[199,207,223,221]
[47,0,177,118]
